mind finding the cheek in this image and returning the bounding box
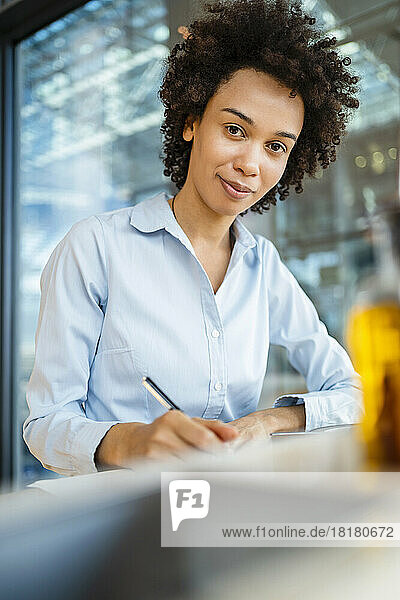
[197,138,230,172]
[265,157,288,182]
[208,131,230,157]
[205,128,234,157]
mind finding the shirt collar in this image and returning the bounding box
[129,191,259,254]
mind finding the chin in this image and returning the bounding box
[214,203,244,217]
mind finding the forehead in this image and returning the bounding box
[208,68,304,128]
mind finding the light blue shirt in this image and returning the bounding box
[23,191,362,476]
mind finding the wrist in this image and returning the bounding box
[94,424,120,470]
[259,405,306,434]
[94,422,144,469]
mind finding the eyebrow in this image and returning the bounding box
[220,107,298,142]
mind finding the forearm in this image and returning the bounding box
[262,405,306,433]
[229,405,306,439]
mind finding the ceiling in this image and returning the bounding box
[313,0,399,76]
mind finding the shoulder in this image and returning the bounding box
[61,206,134,248]
[48,212,117,271]
[94,205,134,228]
[41,214,109,294]
[54,215,105,259]
[252,233,283,265]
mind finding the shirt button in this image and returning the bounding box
[211,329,220,338]
[214,382,223,391]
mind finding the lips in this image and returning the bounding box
[220,176,253,193]
[218,175,253,200]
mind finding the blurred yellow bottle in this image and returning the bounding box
[347,303,400,467]
[346,207,400,468]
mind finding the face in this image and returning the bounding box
[182,68,304,217]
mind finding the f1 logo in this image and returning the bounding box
[169,480,210,531]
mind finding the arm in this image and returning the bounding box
[230,239,363,438]
[266,240,363,430]
[23,216,120,476]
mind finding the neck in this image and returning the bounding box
[169,184,236,253]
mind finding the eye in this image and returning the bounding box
[225,124,245,137]
[225,125,287,154]
[267,142,287,154]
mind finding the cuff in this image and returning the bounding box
[273,394,318,431]
[273,388,363,432]
[71,420,121,475]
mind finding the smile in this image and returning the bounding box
[218,176,253,199]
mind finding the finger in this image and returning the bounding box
[194,418,239,442]
[160,411,235,450]
[144,433,191,461]
[173,417,225,451]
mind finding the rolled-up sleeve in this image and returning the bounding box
[23,216,120,476]
[265,240,363,431]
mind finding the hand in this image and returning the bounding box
[95,410,239,469]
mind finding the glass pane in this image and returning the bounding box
[17,0,169,485]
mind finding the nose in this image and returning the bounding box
[233,147,261,178]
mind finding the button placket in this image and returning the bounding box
[200,288,227,420]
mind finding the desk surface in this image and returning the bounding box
[24,424,361,497]
[2,426,400,600]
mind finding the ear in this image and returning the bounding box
[183,115,197,142]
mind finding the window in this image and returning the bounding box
[16,0,169,485]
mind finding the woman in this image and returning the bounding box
[24,0,362,476]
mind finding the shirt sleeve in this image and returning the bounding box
[23,216,121,476]
[264,239,364,431]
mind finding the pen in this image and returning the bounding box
[141,376,183,412]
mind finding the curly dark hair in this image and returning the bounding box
[158,0,360,215]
